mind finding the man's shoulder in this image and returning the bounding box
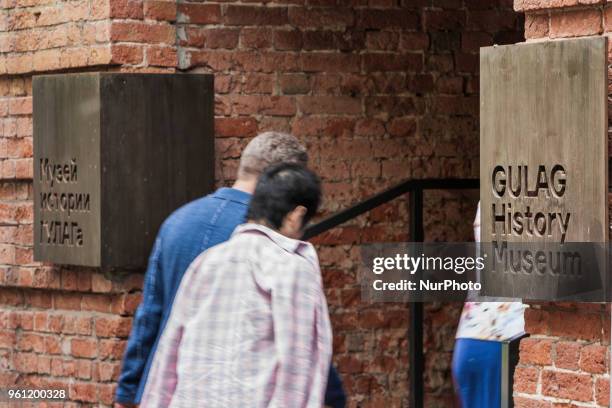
[161,190,249,233]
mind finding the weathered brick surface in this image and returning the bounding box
[515,0,604,12]
[514,304,611,407]
[514,2,612,407]
[0,1,525,407]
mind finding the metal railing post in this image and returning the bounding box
[410,188,424,408]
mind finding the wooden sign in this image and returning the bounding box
[33,73,215,268]
[480,37,608,244]
[480,38,608,300]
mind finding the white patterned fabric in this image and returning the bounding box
[455,202,526,341]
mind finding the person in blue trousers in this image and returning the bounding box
[114,132,346,408]
[452,203,526,407]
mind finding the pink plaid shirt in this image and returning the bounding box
[140,223,333,408]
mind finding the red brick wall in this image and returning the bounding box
[0,1,523,407]
[512,2,611,407]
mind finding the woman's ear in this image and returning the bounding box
[281,205,308,239]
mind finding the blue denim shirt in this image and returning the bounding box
[115,187,345,407]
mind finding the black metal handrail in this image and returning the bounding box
[303,177,480,408]
[304,178,479,240]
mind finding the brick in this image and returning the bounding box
[215,95,231,116]
[455,52,478,73]
[147,45,176,67]
[98,383,115,405]
[461,31,492,53]
[365,31,399,51]
[111,44,144,65]
[243,74,274,94]
[288,7,354,29]
[98,339,126,360]
[110,21,174,44]
[550,8,602,38]
[202,28,240,49]
[37,354,51,374]
[188,50,234,71]
[302,31,335,50]
[302,53,360,73]
[54,293,82,311]
[14,246,32,264]
[387,117,417,138]
[515,0,603,12]
[424,10,465,30]
[240,28,273,49]
[62,315,92,335]
[335,30,365,51]
[180,27,204,48]
[63,45,112,68]
[95,315,131,338]
[541,370,592,402]
[32,49,62,72]
[70,382,96,403]
[144,0,176,21]
[215,117,258,138]
[357,9,419,29]
[177,3,221,24]
[109,0,143,19]
[13,352,38,373]
[0,330,15,348]
[51,357,74,377]
[25,291,52,308]
[468,10,519,32]
[8,97,31,115]
[96,361,120,381]
[81,294,111,313]
[604,6,612,32]
[436,75,463,94]
[279,74,310,94]
[224,5,288,26]
[6,137,32,158]
[554,341,580,370]
[71,338,97,358]
[77,359,92,379]
[579,344,607,374]
[298,96,362,115]
[363,53,422,72]
[91,273,113,293]
[274,29,303,51]
[45,336,61,354]
[337,355,364,374]
[547,309,604,341]
[354,118,384,137]
[82,21,110,45]
[519,338,553,365]
[525,13,549,39]
[17,332,44,353]
[111,292,141,316]
[232,95,296,116]
[90,0,108,19]
[595,376,610,407]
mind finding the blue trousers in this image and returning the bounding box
[452,338,501,408]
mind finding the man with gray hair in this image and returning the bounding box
[115,132,345,408]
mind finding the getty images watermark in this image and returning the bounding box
[360,242,610,302]
[371,252,485,292]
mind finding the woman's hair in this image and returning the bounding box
[247,163,321,230]
[238,132,308,179]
